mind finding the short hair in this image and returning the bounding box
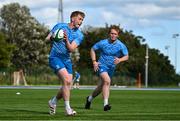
[70,11,85,19]
[109,25,121,35]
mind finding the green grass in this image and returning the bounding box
[0,89,180,120]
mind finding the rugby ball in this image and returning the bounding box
[53,29,64,42]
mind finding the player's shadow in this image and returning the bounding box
[2,108,48,114]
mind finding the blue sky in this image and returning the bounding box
[1,0,180,73]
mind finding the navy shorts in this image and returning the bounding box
[49,57,73,74]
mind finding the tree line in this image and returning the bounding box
[0,3,179,86]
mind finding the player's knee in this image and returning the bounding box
[65,80,72,86]
[63,77,72,86]
[103,80,110,86]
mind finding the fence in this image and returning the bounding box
[0,67,136,86]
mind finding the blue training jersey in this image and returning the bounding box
[92,39,128,67]
[49,23,84,59]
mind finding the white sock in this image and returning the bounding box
[88,95,93,102]
[104,99,108,106]
[64,101,71,109]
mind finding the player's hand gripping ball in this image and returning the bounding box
[52,29,64,42]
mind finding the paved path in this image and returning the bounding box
[0,85,180,91]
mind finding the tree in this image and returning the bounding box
[0,3,49,70]
[80,25,179,85]
[0,32,14,68]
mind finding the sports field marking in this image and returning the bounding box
[0,86,180,91]
[85,112,180,116]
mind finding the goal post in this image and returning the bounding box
[13,69,28,86]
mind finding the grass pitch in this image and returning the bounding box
[0,88,180,120]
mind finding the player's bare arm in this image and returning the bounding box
[114,55,129,65]
[45,33,52,41]
[63,31,78,52]
[90,48,99,72]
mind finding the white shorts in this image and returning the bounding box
[74,79,79,82]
